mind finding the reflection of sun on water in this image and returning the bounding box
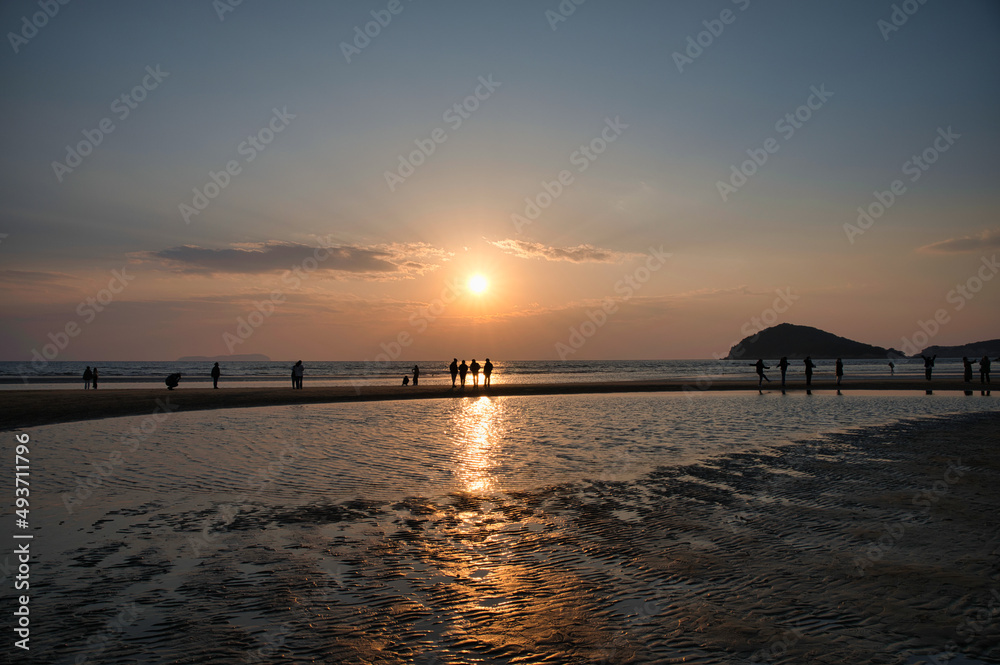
[452,396,506,494]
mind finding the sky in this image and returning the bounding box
[1,0,998,362]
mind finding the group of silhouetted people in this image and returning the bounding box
[82,366,99,389]
[963,355,994,384]
[445,358,494,389]
[753,356,843,390]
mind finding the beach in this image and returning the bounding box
[5,389,999,663]
[0,377,990,430]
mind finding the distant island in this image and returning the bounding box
[919,339,1000,358]
[177,354,271,362]
[726,323,906,360]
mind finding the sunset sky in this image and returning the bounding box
[1,0,998,362]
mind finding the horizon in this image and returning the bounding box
[2,1,998,364]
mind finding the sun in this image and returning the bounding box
[467,274,489,295]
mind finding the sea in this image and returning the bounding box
[0,356,973,388]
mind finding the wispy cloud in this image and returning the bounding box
[134,241,452,278]
[918,229,1000,254]
[488,239,640,263]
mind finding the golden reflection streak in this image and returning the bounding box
[451,395,506,494]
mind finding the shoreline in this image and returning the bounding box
[0,377,993,430]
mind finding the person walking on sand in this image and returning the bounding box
[920,354,936,381]
[835,358,844,386]
[804,357,815,387]
[449,359,459,388]
[483,358,493,388]
[470,359,481,388]
[980,355,992,385]
[751,359,770,388]
[777,357,789,387]
[83,366,93,389]
[292,360,304,389]
[458,360,468,389]
[412,365,420,386]
[211,362,221,389]
[92,367,99,389]
[963,357,974,383]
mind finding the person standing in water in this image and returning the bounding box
[483,358,493,388]
[458,360,468,389]
[412,365,420,386]
[804,357,815,387]
[963,357,974,383]
[92,367,99,389]
[83,366,93,389]
[777,357,789,387]
[469,359,481,387]
[980,356,992,385]
[449,359,459,388]
[888,361,895,376]
[752,359,770,388]
[920,354,936,381]
[292,360,304,389]
[835,358,844,386]
[211,362,221,389]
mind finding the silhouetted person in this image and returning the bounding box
[83,366,93,389]
[92,368,99,389]
[165,373,182,390]
[470,359,481,387]
[458,360,468,389]
[449,359,459,388]
[483,358,493,387]
[962,357,974,383]
[835,358,844,386]
[752,359,770,388]
[804,357,815,386]
[412,365,420,386]
[920,354,936,381]
[402,375,409,386]
[981,356,992,385]
[777,357,789,387]
[888,361,895,376]
[292,360,304,389]
[211,362,221,389]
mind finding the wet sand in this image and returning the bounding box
[0,377,987,430]
[25,411,1000,663]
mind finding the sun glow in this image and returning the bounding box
[467,274,489,295]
